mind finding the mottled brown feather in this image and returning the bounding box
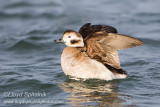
[84,31,143,69]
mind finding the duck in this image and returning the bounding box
[54,23,143,81]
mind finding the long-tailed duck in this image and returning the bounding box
[54,23,143,81]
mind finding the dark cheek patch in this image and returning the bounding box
[70,40,80,44]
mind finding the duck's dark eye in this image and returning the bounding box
[68,36,71,38]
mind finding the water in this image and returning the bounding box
[0,0,160,106]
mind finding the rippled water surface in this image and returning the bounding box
[0,0,160,107]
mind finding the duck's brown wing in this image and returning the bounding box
[79,23,118,39]
[84,31,143,69]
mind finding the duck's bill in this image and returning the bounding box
[54,38,65,43]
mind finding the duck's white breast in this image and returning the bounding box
[61,47,116,80]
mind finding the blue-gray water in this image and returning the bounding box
[0,0,160,107]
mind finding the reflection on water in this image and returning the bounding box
[60,79,126,107]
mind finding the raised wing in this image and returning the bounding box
[84,31,143,69]
[79,23,118,39]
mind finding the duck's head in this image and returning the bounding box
[54,30,84,47]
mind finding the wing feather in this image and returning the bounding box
[79,23,118,39]
[85,31,143,69]
[100,33,143,50]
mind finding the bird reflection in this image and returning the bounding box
[59,78,126,107]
